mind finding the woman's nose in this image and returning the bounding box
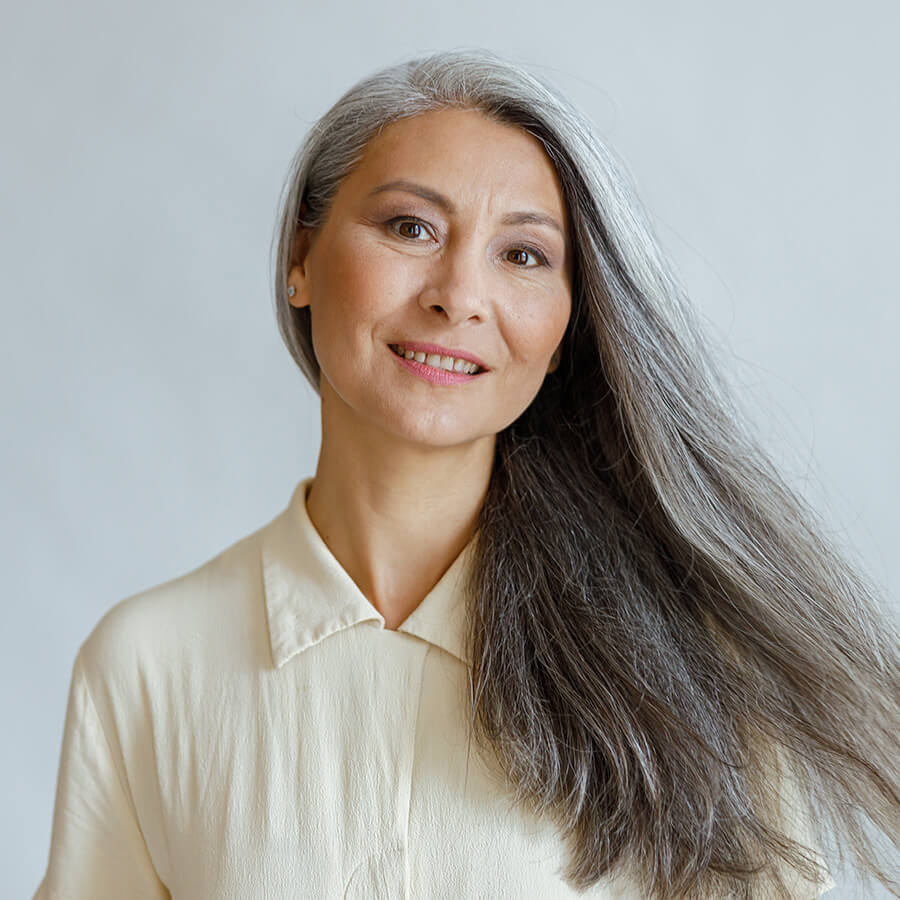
[417,241,489,324]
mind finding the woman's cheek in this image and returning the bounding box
[335,244,412,318]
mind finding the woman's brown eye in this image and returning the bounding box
[508,247,546,267]
[391,218,428,240]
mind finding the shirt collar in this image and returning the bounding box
[261,477,475,669]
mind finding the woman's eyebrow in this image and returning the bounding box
[368,179,564,236]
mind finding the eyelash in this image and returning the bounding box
[385,216,550,268]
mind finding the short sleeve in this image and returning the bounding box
[778,810,835,897]
[33,649,170,900]
[771,748,836,899]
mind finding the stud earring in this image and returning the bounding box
[287,285,296,297]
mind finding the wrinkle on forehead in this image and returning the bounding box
[349,107,569,236]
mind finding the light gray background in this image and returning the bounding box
[3,0,896,897]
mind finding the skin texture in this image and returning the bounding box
[287,107,572,628]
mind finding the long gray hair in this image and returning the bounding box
[271,50,900,898]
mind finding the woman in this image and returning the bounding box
[34,50,899,899]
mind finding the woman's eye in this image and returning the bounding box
[506,247,547,268]
[387,217,548,269]
[388,217,432,241]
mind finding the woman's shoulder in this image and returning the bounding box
[76,512,278,691]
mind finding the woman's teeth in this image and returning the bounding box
[390,344,481,374]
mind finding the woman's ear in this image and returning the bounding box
[286,226,314,309]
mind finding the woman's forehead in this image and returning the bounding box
[343,108,568,225]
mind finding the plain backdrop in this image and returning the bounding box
[3,0,897,897]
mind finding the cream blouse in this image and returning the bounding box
[34,477,833,899]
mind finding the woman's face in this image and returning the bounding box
[287,106,572,449]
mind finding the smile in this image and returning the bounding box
[389,344,483,374]
[388,344,485,385]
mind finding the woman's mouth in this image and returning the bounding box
[388,343,486,385]
[389,344,483,375]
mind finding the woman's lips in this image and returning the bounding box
[389,344,485,385]
[389,340,488,371]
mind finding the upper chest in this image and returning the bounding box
[123,626,635,899]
